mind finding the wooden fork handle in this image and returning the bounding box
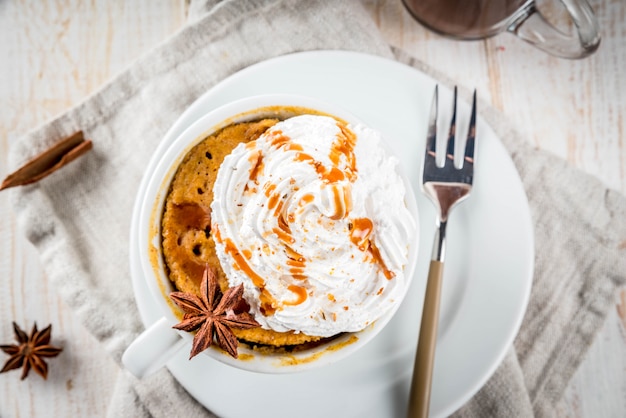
[407,260,444,418]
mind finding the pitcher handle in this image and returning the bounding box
[509,0,600,59]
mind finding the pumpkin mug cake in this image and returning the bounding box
[121,95,419,377]
[160,102,416,360]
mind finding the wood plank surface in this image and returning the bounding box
[0,1,624,417]
[0,1,189,417]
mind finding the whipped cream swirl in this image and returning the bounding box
[211,115,415,337]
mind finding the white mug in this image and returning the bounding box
[122,95,420,378]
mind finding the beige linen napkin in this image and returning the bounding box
[7,1,626,417]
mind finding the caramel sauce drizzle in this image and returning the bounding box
[246,151,264,190]
[368,240,395,280]
[349,217,373,251]
[272,227,295,245]
[268,130,290,148]
[285,249,306,268]
[284,284,308,306]
[267,192,281,211]
[329,183,353,220]
[349,217,395,280]
[289,269,308,281]
[259,291,277,316]
[332,123,358,182]
[300,193,314,205]
[222,236,279,315]
[275,217,294,243]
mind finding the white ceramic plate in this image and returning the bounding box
[129,51,534,418]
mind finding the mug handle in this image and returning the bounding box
[508,0,600,58]
[122,317,187,378]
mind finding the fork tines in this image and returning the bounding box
[422,85,477,185]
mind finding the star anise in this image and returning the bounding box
[169,264,260,359]
[1,322,63,380]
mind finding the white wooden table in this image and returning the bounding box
[1,1,624,416]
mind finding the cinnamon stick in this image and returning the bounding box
[1,131,92,191]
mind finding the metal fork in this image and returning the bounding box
[407,85,477,418]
